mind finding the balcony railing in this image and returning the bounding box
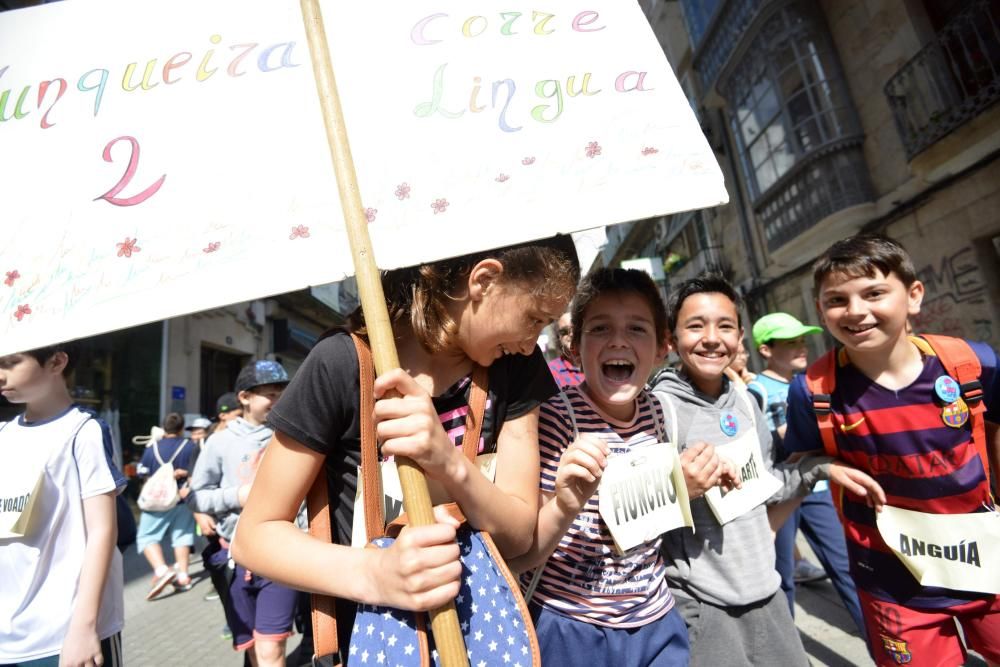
[756,141,873,252]
[885,0,1000,159]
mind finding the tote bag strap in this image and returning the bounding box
[307,333,376,663]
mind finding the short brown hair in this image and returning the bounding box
[667,273,742,333]
[163,412,185,434]
[24,343,79,378]
[570,268,667,351]
[350,236,580,353]
[813,234,917,294]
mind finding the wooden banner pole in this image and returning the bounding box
[299,2,468,666]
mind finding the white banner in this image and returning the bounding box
[0,0,726,355]
[877,505,1000,594]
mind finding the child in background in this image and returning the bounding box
[547,310,585,388]
[0,344,126,666]
[782,234,1000,666]
[511,268,711,666]
[230,238,579,654]
[650,274,877,666]
[748,313,865,636]
[136,411,197,599]
[189,360,297,666]
[729,339,756,385]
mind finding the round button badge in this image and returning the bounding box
[719,412,739,437]
[934,375,960,404]
[941,398,970,428]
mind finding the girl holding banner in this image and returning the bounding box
[231,238,578,652]
[511,268,704,666]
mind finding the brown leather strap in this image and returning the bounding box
[306,333,377,662]
[306,469,338,663]
[461,365,489,462]
[355,336,384,542]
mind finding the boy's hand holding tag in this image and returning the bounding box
[598,441,693,554]
[704,431,782,525]
[554,433,610,516]
[681,441,742,499]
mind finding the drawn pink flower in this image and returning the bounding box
[365,208,377,223]
[641,146,659,156]
[585,141,602,159]
[521,157,536,166]
[495,173,510,183]
[116,237,141,258]
[289,225,310,240]
[4,270,19,287]
[14,304,31,321]
[203,242,221,254]
[395,183,411,200]
[431,198,450,215]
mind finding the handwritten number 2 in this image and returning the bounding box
[94,136,166,207]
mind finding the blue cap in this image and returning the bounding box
[234,360,289,393]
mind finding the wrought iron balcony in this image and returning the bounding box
[885,0,1000,159]
[756,140,873,252]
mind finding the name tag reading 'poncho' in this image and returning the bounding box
[598,441,692,553]
[703,431,782,525]
[877,504,1000,594]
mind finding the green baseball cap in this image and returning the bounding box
[752,312,823,347]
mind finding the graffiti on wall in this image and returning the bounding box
[915,247,986,305]
[911,246,996,348]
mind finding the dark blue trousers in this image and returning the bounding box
[531,603,690,666]
[775,489,866,637]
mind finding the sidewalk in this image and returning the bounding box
[121,537,986,666]
[122,540,240,665]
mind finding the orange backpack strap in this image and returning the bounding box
[805,349,840,459]
[915,334,991,490]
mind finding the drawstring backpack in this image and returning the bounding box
[137,438,189,512]
[306,334,541,666]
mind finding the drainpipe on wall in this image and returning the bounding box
[718,108,763,311]
[158,319,169,423]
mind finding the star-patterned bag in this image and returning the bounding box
[306,334,540,666]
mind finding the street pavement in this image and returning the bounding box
[121,536,985,666]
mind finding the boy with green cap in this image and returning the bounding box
[748,313,866,636]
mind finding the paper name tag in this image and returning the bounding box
[703,431,782,525]
[0,450,47,539]
[598,441,692,554]
[876,504,1000,594]
[352,453,497,548]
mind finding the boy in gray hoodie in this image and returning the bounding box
[189,360,300,666]
[650,275,813,667]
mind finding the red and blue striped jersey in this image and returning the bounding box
[784,341,999,608]
[547,356,585,389]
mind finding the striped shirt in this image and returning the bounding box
[784,341,999,608]
[524,385,675,627]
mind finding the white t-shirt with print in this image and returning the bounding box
[0,406,126,662]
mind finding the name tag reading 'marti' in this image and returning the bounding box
[598,441,692,554]
[703,430,782,525]
[877,504,1000,595]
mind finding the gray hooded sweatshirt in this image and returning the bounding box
[650,368,809,608]
[188,418,276,542]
